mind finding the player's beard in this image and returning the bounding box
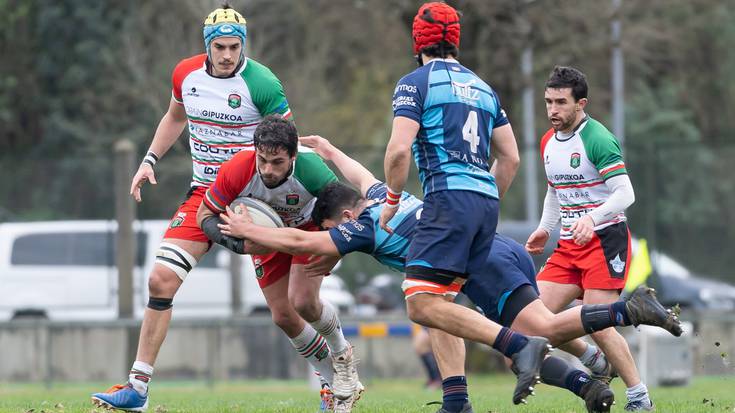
[260,163,293,189]
[551,113,577,132]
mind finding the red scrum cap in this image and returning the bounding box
[412,2,461,55]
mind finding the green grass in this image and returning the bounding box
[1,375,734,413]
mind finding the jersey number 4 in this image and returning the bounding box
[462,111,479,154]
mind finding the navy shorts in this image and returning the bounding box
[461,234,540,326]
[462,263,539,326]
[405,190,499,285]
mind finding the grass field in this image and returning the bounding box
[1,375,733,413]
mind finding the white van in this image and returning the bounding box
[0,220,355,321]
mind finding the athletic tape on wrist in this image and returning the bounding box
[142,151,159,167]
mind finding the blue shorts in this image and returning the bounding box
[405,190,499,285]
[461,234,540,326]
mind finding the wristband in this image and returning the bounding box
[142,151,159,167]
[385,188,401,206]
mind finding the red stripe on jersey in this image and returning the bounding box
[190,135,255,148]
[539,128,555,162]
[172,54,207,102]
[560,203,603,211]
[192,158,227,166]
[601,164,626,175]
[203,151,258,213]
[554,181,604,190]
[188,118,260,129]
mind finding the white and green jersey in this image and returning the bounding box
[203,147,338,228]
[540,117,628,239]
[172,54,292,187]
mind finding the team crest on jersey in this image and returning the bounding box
[286,194,299,206]
[570,152,581,169]
[228,93,242,109]
[253,258,264,279]
[170,212,186,228]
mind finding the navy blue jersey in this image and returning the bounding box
[392,59,509,198]
[329,183,422,271]
[328,182,529,284]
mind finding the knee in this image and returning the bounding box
[291,296,321,322]
[148,269,181,298]
[590,328,616,342]
[270,305,301,332]
[406,298,431,326]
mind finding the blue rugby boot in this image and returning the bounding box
[91,383,148,412]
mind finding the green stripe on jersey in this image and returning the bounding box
[294,151,338,197]
[190,133,252,146]
[191,153,230,163]
[187,115,248,127]
[602,168,627,180]
[580,118,626,172]
[241,58,291,118]
[559,200,603,208]
[193,172,214,183]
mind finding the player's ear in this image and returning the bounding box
[343,209,354,221]
[576,98,588,111]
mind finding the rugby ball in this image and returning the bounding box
[230,197,285,228]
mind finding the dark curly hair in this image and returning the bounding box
[420,41,459,59]
[312,182,363,228]
[253,114,298,157]
[545,66,588,102]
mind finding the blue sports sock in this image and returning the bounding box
[442,376,468,413]
[580,301,632,333]
[565,369,592,396]
[611,301,631,326]
[492,327,529,358]
[540,356,593,397]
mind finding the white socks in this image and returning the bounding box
[289,324,335,385]
[129,360,154,395]
[310,300,349,356]
[626,382,650,403]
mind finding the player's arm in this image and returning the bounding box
[130,98,188,202]
[196,202,245,254]
[489,123,520,199]
[299,135,379,196]
[384,116,419,195]
[148,98,188,158]
[571,132,632,244]
[219,206,340,257]
[586,174,635,225]
[379,116,419,232]
[526,184,560,255]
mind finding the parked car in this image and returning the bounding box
[0,220,355,321]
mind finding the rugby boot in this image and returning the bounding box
[510,336,552,405]
[580,379,615,413]
[624,399,655,411]
[433,401,474,413]
[332,381,364,413]
[320,383,335,412]
[625,286,683,336]
[331,345,361,400]
[91,383,148,412]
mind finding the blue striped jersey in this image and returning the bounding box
[328,183,421,271]
[392,59,509,198]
